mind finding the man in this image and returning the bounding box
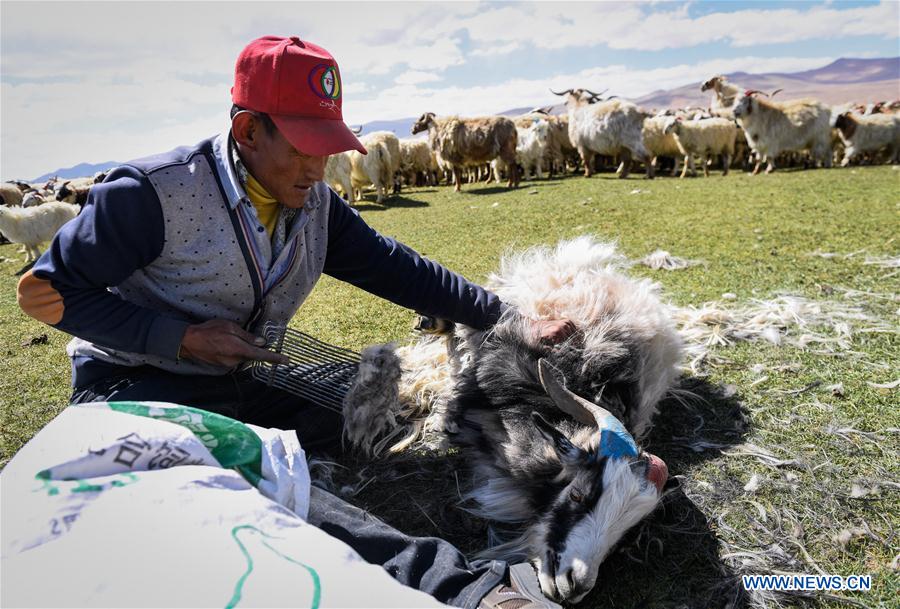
[18,35,571,608]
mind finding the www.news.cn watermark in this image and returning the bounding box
[742,574,872,592]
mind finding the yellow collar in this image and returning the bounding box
[244,174,280,237]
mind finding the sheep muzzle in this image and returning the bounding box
[645,452,668,493]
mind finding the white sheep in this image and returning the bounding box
[398,138,438,186]
[492,118,554,182]
[664,117,737,178]
[324,152,354,203]
[642,115,686,177]
[348,136,394,204]
[0,202,79,262]
[700,75,742,112]
[551,89,651,178]
[834,111,900,165]
[515,118,552,179]
[732,91,832,174]
[22,192,46,207]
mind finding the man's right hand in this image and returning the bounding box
[178,319,290,368]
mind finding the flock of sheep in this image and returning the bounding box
[0,175,93,268]
[324,74,900,201]
[2,73,898,267]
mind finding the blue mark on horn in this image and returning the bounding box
[597,413,638,459]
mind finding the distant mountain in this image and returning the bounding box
[788,57,899,84]
[635,57,899,109]
[498,106,542,117]
[32,161,120,183]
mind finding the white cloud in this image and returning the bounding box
[440,1,898,52]
[342,55,838,126]
[394,70,442,85]
[343,82,371,95]
[470,42,522,57]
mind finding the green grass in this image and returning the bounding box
[1,166,897,608]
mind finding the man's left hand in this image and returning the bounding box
[533,319,577,345]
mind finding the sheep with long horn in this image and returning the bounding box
[413,237,679,602]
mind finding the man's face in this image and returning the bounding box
[246,118,327,209]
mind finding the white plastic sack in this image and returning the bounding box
[1,401,449,608]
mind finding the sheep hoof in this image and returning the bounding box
[15,261,35,276]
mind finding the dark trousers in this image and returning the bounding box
[70,366,505,608]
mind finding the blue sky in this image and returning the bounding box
[2,0,898,180]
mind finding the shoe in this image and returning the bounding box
[478,563,562,609]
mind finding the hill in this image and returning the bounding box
[32,161,120,184]
[635,57,899,109]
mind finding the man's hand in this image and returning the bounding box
[178,319,289,368]
[533,319,577,345]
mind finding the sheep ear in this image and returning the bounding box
[532,412,584,464]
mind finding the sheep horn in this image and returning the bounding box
[538,359,603,426]
[583,88,608,99]
[549,88,573,96]
[744,89,767,97]
[536,360,614,425]
[769,88,783,98]
[350,126,363,135]
[537,359,638,458]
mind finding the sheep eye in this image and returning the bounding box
[569,489,584,503]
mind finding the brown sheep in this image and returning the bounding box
[412,113,519,192]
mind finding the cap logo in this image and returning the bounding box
[309,64,341,100]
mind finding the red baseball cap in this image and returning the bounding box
[232,35,366,156]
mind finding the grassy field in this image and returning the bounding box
[1,166,897,608]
